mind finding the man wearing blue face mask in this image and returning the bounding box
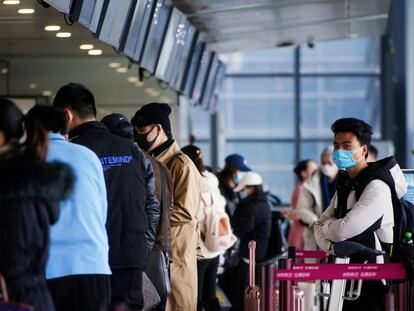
[314,118,407,310]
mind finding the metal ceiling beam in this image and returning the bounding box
[204,13,387,42]
[186,0,344,17]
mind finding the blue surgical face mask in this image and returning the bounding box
[234,171,245,185]
[239,191,248,199]
[332,149,362,170]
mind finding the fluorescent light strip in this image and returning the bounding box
[88,49,102,55]
[56,32,71,38]
[18,8,35,14]
[80,44,94,50]
[127,76,139,83]
[116,67,128,73]
[109,62,121,68]
[44,25,61,31]
[3,0,20,4]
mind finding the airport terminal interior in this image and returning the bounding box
[1,0,414,310]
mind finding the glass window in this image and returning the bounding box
[225,141,295,201]
[220,77,295,137]
[195,140,211,168]
[222,48,294,74]
[192,105,211,138]
[300,141,332,164]
[259,171,295,203]
[226,141,294,167]
[301,77,381,138]
[301,37,380,74]
[192,37,382,204]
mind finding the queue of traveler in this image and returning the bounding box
[0,83,407,311]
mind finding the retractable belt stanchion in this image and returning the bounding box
[286,247,330,311]
[278,258,292,311]
[260,263,277,311]
[275,244,410,311]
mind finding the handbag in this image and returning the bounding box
[0,275,33,311]
[145,168,171,301]
[142,272,161,311]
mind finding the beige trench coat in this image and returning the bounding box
[156,141,201,311]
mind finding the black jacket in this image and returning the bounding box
[232,191,272,261]
[69,121,160,270]
[0,146,74,310]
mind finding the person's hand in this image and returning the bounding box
[282,208,299,221]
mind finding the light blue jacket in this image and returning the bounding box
[46,133,111,279]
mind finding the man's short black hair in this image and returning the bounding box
[331,118,373,148]
[53,83,96,119]
[26,104,68,135]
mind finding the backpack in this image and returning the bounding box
[354,157,414,262]
[201,193,237,253]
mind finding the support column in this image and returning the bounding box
[294,47,301,164]
[405,0,414,168]
[210,111,225,170]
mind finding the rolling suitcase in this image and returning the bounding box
[244,241,261,311]
[292,286,305,311]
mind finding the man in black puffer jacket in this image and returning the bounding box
[53,83,160,310]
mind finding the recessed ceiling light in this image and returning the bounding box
[18,8,35,14]
[108,62,121,68]
[42,90,53,97]
[29,83,37,89]
[3,0,20,4]
[0,68,8,75]
[116,67,128,73]
[80,44,94,50]
[135,81,144,87]
[44,25,61,32]
[56,32,71,38]
[348,33,359,38]
[88,49,102,55]
[150,91,160,97]
[160,96,170,102]
[127,76,139,83]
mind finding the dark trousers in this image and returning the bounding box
[342,280,386,311]
[111,268,143,311]
[47,274,110,311]
[197,256,221,311]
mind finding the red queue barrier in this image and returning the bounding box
[271,249,410,311]
[292,250,329,260]
[274,263,407,281]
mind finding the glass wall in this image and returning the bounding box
[192,37,381,203]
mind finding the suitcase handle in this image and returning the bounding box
[249,240,256,287]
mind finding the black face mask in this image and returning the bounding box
[135,126,159,151]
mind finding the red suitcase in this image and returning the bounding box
[244,241,262,311]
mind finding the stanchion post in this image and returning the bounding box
[278,258,292,311]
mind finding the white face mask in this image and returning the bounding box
[320,163,338,179]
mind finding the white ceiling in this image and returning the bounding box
[0,0,391,56]
[0,0,115,57]
[0,0,391,118]
[172,0,391,52]
[0,0,177,119]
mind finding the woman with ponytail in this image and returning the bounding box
[0,99,74,310]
